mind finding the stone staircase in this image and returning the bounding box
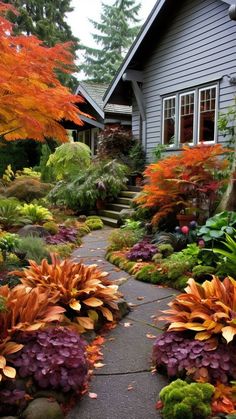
[98,186,140,227]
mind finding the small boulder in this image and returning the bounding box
[78,215,87,222]
[18,225,50,238]
[21,398,64,419]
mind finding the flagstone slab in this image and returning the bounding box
[67,372,166,419]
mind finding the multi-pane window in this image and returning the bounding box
[162,85,217,147]
[163,97,176,145]
[179,92,195,144]
[198,87,216,143]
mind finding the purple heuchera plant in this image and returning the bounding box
[11,327,88,392]
[126,240,158,261]
[153,332,236,384]
[46,226,78,245]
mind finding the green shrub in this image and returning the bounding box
[4,176,52,202]
[150,269,168,284]
[47,142,91,181]
[85,218,103,230]
[16,167,40,179]
[46,243,75,258]
[16,236,49,263]
[198,211,236,244]
[0,198,24,230]
[43,221,59,235]
[159,379,214,419]
[107,229,141,251]
[192,265,216,280]
[158,244,174,258]
[48,159,128,211]
[135,265,157,282]
[19,203,53,224]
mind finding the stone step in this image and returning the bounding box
[119,190,137,199]
[116,197,132,205]
[98,209,120,220]
[99,216,118,227]
[126,185,141,192]
[106,203,130,212]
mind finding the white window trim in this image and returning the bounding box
[162,83,219,148]
[178,90,195,147]
[162,95,176,148]
[197,85,218,145]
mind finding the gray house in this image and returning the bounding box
[103,0,236,161]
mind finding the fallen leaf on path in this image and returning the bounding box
[146,333,157,339]
[127,384,134,391]
[123,322,133,328]
[137,296,145,301]
[108,337,115,341]
[89,392,98,399]
[156,400,163,410]
[94,362,105,369]
[115,268,121,272]
[128,303,137,308]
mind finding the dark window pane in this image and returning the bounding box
[199,87,216,142]
[163,97,175,145]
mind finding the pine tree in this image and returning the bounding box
[3,0,79,90]
[80,0,141,83]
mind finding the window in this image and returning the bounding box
[163,97,176,145]
[179,92,195,144]
[162,85,218,147]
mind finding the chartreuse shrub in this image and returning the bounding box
[47,142,91,181]
[19,203,53,224]
[13,255,121,333]
[0,233,19,261]
[42,221,59,235]
[159,379,214,419]
[85,217,103,230]
[11,327,88,392]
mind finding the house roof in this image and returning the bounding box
[103,0,235,106]
[76,82,132,116]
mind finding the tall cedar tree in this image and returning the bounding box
[3,0,79,90]
[0,2,85,143]
[81,0,141,83]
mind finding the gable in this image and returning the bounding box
[104,0,236,106]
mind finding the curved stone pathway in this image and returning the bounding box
[67,227,177,419]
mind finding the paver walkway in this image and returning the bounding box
[67,227,177,419]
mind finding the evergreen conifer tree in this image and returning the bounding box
[80,0,141,83]
[4,0,79,90]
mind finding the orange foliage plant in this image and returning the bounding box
[12,255,121,333]
[136,144,230,225]
[0,2,85,142]
[160,276,236,344]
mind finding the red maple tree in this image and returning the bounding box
[0,2,85,143]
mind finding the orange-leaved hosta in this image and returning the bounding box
[0,284,65,381]
[135,144,231,225]
[0,2,88,143]
[159,276,236,344]
[12,255,121,333]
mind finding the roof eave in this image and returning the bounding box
[76,83,104,119]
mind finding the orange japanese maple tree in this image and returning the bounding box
[0,2,85,143]
[136,144,231,225]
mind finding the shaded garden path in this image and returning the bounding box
[67,227,177,419]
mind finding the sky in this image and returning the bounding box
[67,0,157,77]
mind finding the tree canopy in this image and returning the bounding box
[3,0,79,89]
[0,2,85,143]
[80,0,141,83]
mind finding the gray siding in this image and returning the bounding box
[132,0,236,161]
